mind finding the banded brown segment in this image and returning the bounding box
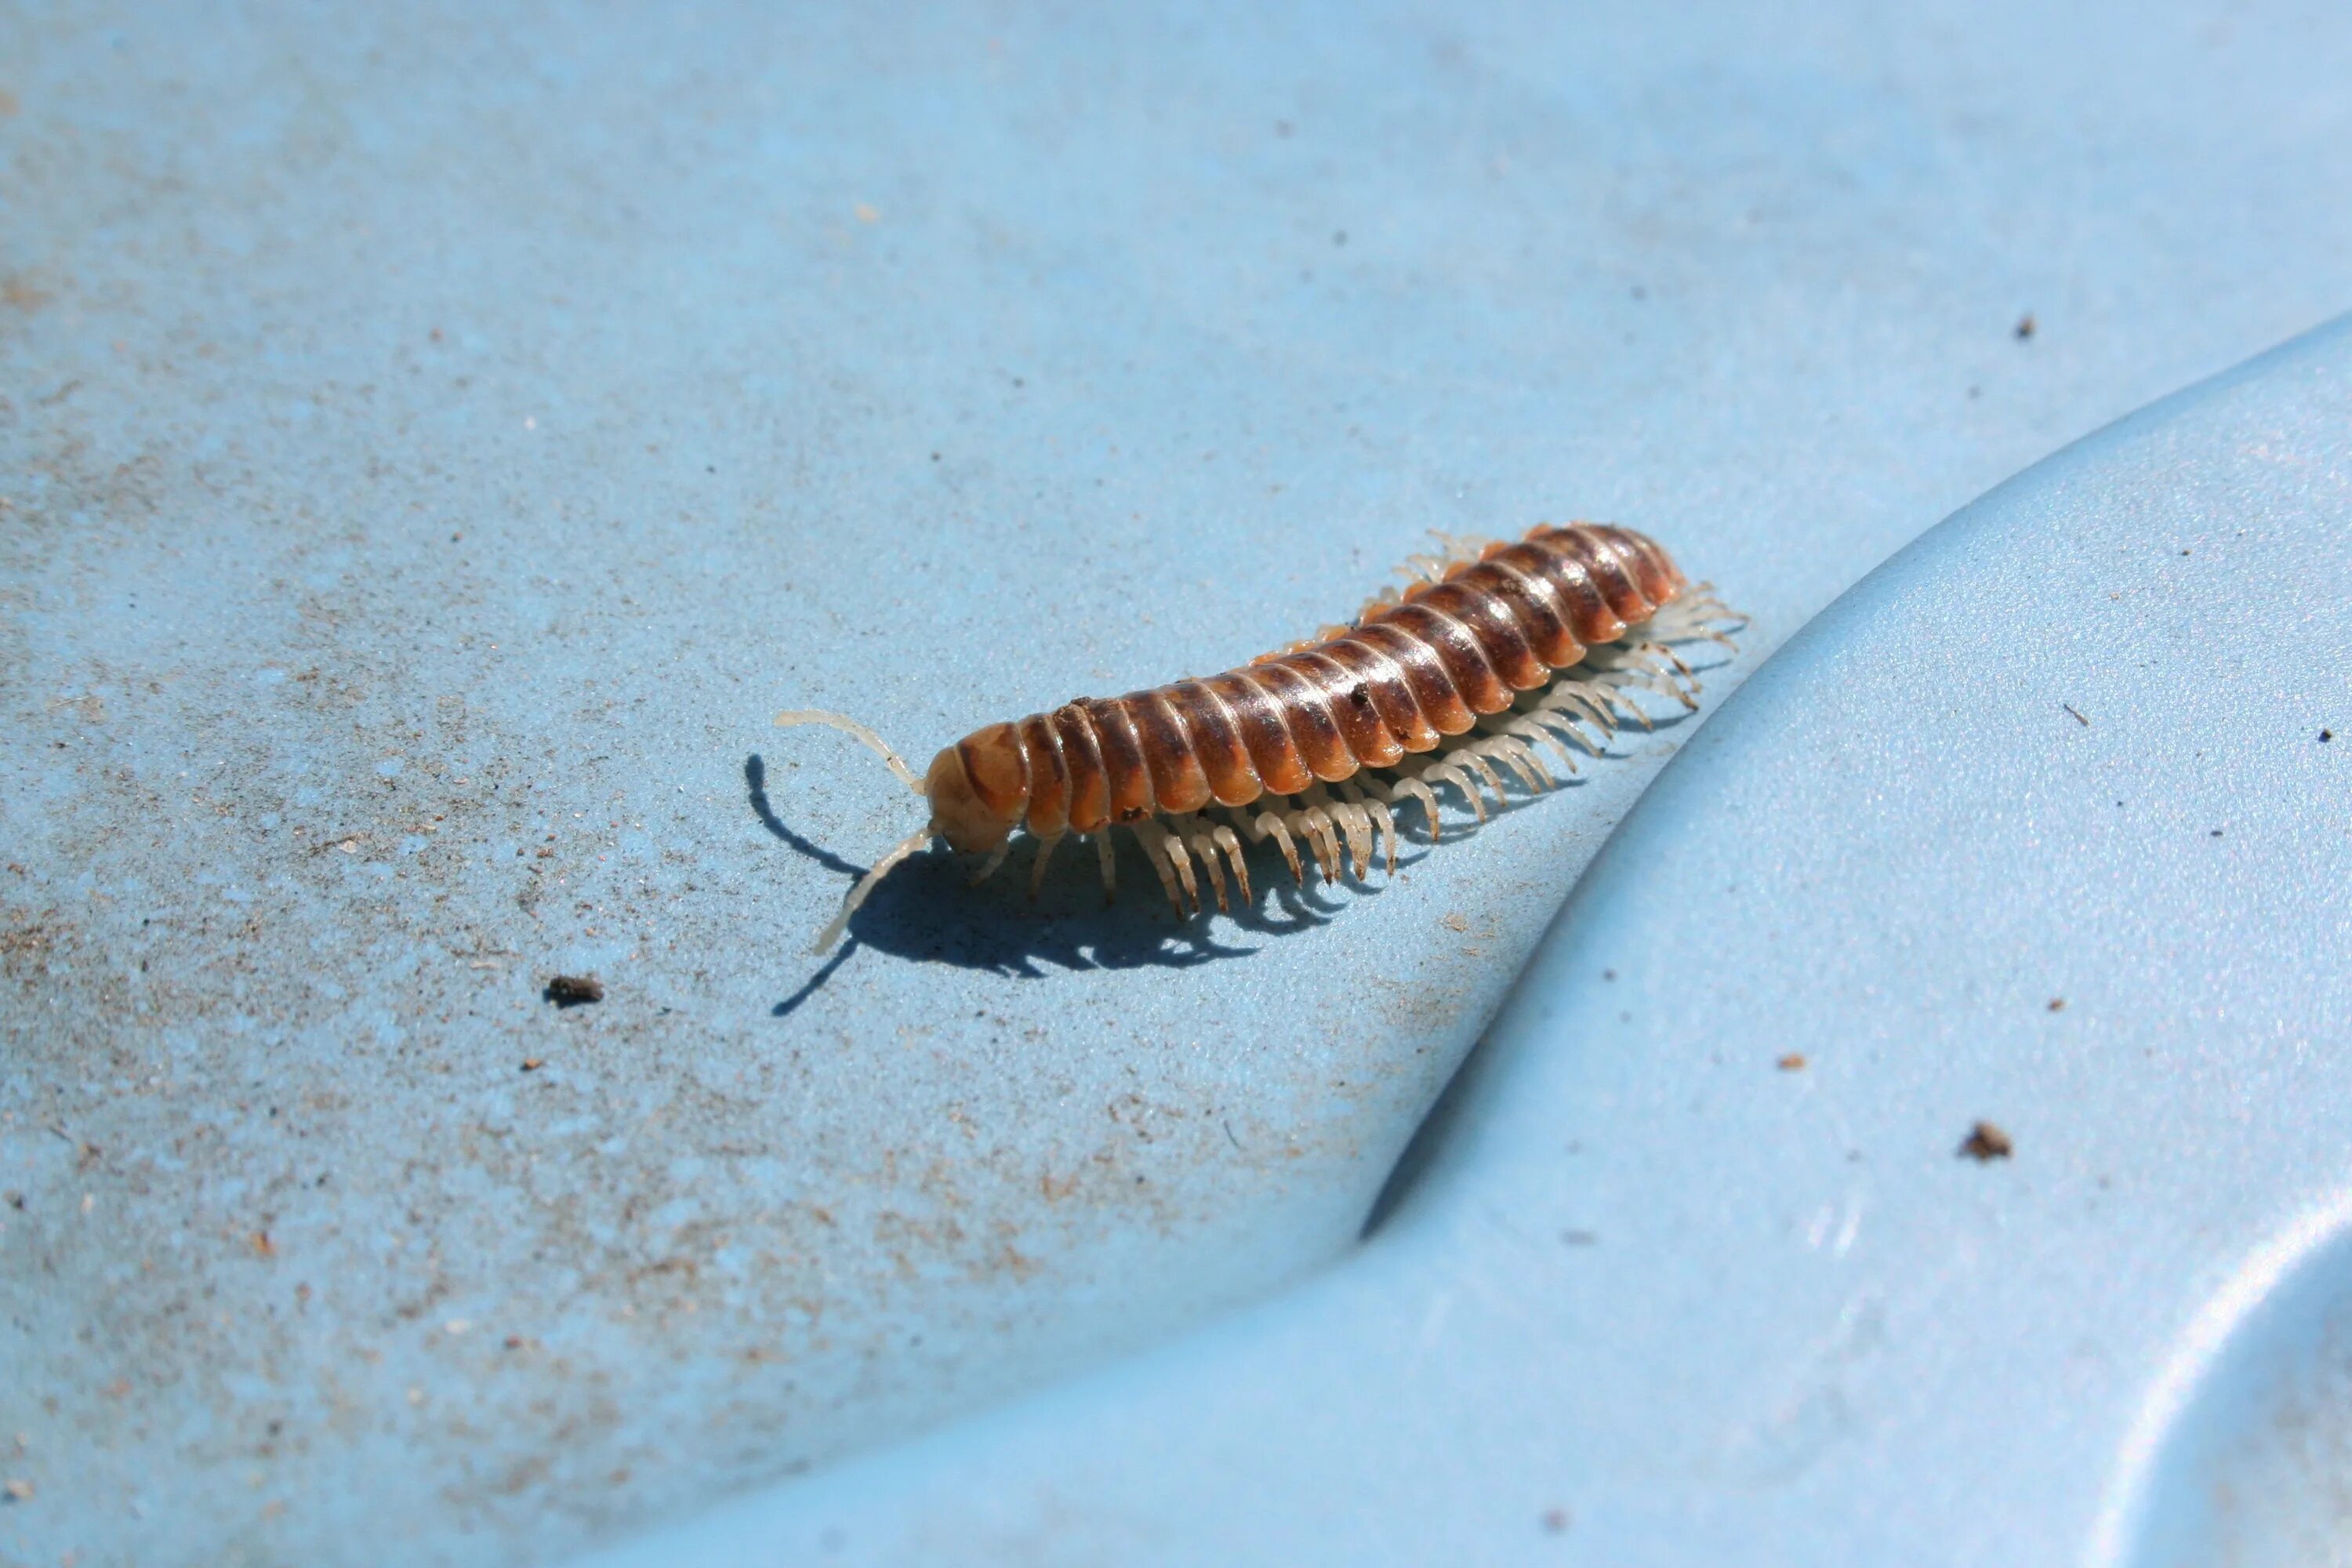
[1288,650,1405,769]
[1128,689,1214,815]
[1472,547,1586,668]
[954,722,1030,820]
[1205,671,1312,797]
[1318,636,1440,753]
[1367,600,1513,716]
[1051,704,1112,833]
[1017,713,1071,837]
[1018,525,1685,842]
[1344,622,1475,735]
[1247,661,1356,781]
[1408,577,1548,690]
[1080,698,1157,823]
[1595,524,1686,605]
[1166,680,1263,807]
[1521,531,1628,644]
[1554,524,1657,624]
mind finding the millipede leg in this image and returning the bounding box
[1522,708,1594,764]
[1388,775,1443,840]
[1348,787,1398,875]
[968,840,1012,886]
[1131,821,1182,914]
[1250,809,1305,885]
[1547,681,1618,735]
[1459,753,1508,810]
[1514,713,1583,772]
[1330,797,1372,879]
[1029,833,1062,898]
[1210,822,1252,906]
[1483,735,1547,791]
[1338,781,1391,877]
[1185,822,1229,913]
[1161,822,1203,913]
[1093,830,1117,903]
[1300,786,1356,880]
[1293,798,1341,881]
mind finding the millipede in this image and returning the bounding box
[779,523,1742,953]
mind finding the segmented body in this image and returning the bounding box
[778,523,1740,951]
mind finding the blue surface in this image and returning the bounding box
[2,1,2350,1563]
[583,312,2352,1568]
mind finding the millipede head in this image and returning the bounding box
[925,721,1029,855]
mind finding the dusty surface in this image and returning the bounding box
[4,1,2350,1563]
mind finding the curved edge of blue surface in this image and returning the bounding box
[570,311,2352,1568]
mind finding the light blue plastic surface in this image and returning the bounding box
[579,314,2348,1568]
[2,2,2348,1565]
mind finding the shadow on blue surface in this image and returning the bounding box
[748,681,1719,1007]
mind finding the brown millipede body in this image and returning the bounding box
[779,523,1742,953]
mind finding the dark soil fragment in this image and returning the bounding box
[544,974,604,1007]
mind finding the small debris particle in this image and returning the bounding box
[2048,998,2067,1012]
[544,975,603,1007]
[2062,703,2089,726]
[249,1230,275,1258]
[1541,1506,1572,1534]
[2210,829,2224,837]
[1560,1229,1599,1246]
[2013,312,2036,340]
[4,1477,31,1501]
[853,202,879,223]
[1332,229,1348,246]
[1777,1053,1807,1071]
[1441,911,1470,932]
[2322,729,2334,743]
[520,1058,545,1073]
[444,1319,470,1336]
[1959,1120,2013,1162]
[1601,968,1617,982]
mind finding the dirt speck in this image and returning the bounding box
[2062,703,2089,726]
[2014,311,2036,340]
[2323,729,2334,743]
[4,1477,32,1501]
[544,975,603,1007]
[1541,1506,1572,1533]
[2048,998,2066,1012]
[520,1058,545,1072]
[1959,1120,2013,1162]
[1777,1052,1806,1071]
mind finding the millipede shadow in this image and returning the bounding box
[750,702,1702,1011]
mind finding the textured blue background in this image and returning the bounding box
[2,2,2347,1563]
